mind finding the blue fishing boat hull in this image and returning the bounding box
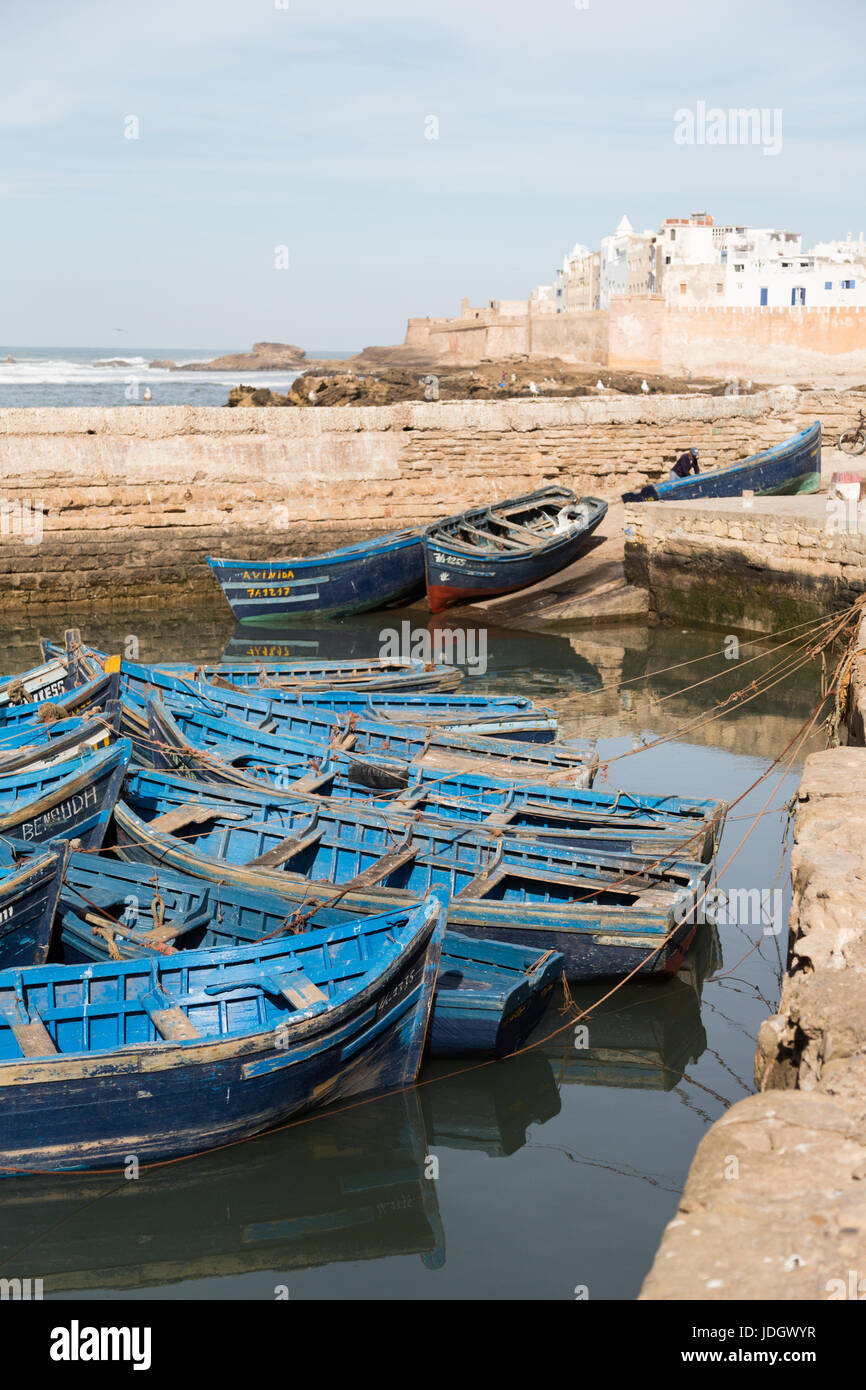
[431,934,563,1057]
[621,421,822,502]
[41,647,594,783]
[113,769,708,981]
[0,739,132,848]
[143,693,721,859]
[0,709,120,776]
[53,852,560,1059]
[424,488,608,613]
[0,669,120,731]
[0,840,68,968]
[0,892,447,1172]
[207,528,425,623]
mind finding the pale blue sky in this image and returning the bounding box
[2,0,863,348]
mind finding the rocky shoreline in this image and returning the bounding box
[226,357,763,409]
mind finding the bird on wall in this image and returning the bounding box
[528,381,540,395]
[641,379,650,393]
[596,379,605,391]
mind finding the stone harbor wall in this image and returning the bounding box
[640,616,866,1301]
[624,496,866,632]
[0,387,854,612]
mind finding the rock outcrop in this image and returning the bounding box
[153,343,306,372]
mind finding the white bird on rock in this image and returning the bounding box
[596,379,605,391]
[528,381,540,395]
[641,379,650,393]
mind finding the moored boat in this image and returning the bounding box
[0,739,131,848]
[423,487,608,613]
[162,656,462,694]
[144,693,724,861]
[206,527,425,624]
[0,668,120,731]
[0,889,447,1172]
[55,852,562,1059]
[40,643,594,785]
[430,934,563,1058]
[0,839,69,967]
[114,766,710,979]
[621,421,822,502]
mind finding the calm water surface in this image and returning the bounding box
[0,607,825,1300]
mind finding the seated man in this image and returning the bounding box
[670,446,700,481]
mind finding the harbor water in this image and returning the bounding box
[0,608,823,1300]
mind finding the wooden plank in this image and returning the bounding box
[278,971,328,1010]
[141,986,201,1040]
[345,843,417,889]
[287,769,332,794]
[245,827,322,869]
[10,1011,58,1057]
[149,803,246,834]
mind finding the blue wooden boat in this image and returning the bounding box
[0,654,72,706]
[0,708,121,776]
[144,693,724,861]
[206,528,426,624]
[621,421,822,502]
[0,668,120,731]
[42,639,563,748]
[0,890,447,1172]
[55,851,562,1059]
[430,935,562,1058]
[114,766,709,979]
[40,644,595,784]
[172,669,557,741]
[0,839,68,967]
[162,655,461,694]
[424,487,608,613]
[0,739,131,848]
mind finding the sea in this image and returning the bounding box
[0,346,353,408]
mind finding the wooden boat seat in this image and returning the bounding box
[457,521,524,551]
[149,803,247,834]
[492,516,548,543]
[245,826,323,869]
[287,769,332,794]
[83,907,213,946]
[203,965,328,1011]
[1,1003,58,1057]
[140,986,202,1041]
[345,843,417,889]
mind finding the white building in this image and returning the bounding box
[529,214,866,318]
[599,215,657,308]
[658,213,866,307]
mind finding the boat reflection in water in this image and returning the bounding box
[0,929,719,1295]
[0,1089,446,1294]
[534,920,721,1092]
[221,613,605,694]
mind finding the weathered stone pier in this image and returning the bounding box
[641,618,866,1301]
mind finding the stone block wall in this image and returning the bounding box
[0,388,856,611]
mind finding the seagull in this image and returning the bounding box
[308,390,318,404]
[528,381,540,395]
[596,379,605,391]
[641,379,650,393]
[142,387,152,402]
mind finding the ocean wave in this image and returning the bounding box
[0,356,301,386]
